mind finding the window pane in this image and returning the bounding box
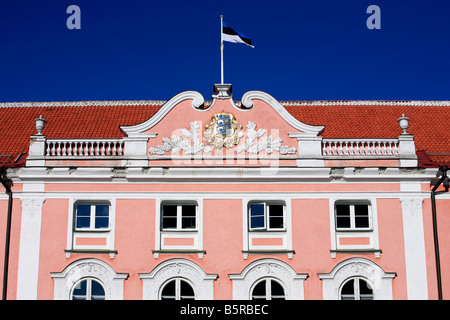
[181,205,196,229]
[336,204,351,228]
[355,205,369,228]
[251,280,266,300]
[91,280,105,300]
[250,204,265,229]
[180,280,195,300]
[76,205,91,229]
[72,279,87,300]
[268,205,284,229]
[161,280,176,300]
[95,205,109,229]
[162,205,177,229]
[340,279,355,300]
[270,280,285,300]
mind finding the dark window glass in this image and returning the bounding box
[179,280,195,300]
[250,203,265,229]
[76,205,91,229]
[354,204,369,228]
[270,280,285,300]
[162,205,178,229]
[161,279,176,300]
[95,205,109,229]
[336,204,351,228]
[181,205,196,229]
[251,280,266,300]
[268,205,284,229]
[340,279,355,300]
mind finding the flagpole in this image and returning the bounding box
[220,15,224,84]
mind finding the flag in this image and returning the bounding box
[222,20,254,48]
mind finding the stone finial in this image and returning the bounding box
[397,114,410,134]
[34,115,47,135]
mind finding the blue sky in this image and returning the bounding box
[0,0,449,102]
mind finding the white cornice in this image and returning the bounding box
[241,91,325,135]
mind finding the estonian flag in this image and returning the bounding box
[222,20,254,48]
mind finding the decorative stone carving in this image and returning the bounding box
[235,121,296,155]
[148,121,212,155]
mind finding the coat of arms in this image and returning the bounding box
[204,113,244,149]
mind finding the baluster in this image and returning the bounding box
[118,141,123,155]
[112,142,117,155]
[100,142,105,156]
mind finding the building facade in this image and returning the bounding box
[0,84,449,300]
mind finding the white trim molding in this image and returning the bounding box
[139,258,218,300]
[50,258,128,300]
[120,91,205,137]
[228,258,308,300]
[318,257,396,300]
[17,197,45,300]
[241,90,325,136]
[400,197,428,299]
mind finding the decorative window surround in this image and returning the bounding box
[228,258,308,300]
[51,258,128,300]
[65,198,117,258]
[153,198,204,258]
[139,258,218,300]
[329,198,381,258]
[318,258,396,300]
[242,198,293,259]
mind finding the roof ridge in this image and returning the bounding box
[1,99,450,108]
[0,100,167,108]
[279,100,450,106]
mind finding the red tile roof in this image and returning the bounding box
[0,100,448,166]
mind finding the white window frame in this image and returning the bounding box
[154,198,204,258]
[160,201,198,231]
[160,278,196,300]
[329,197,380,258]
[248,201,286,231]
[66,198,116,258]
[339,276,374,300]
[70,277,106,300]
[335,201,372,231]
[251,278,286,300]
[74,201,111,231]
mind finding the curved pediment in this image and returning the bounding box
[119,85,326,163]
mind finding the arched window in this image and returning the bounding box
[251,278,285,300]
[340,277,374,300]
[318,258,396,300]
[51,258,128,300]
[160,278,195,300]
[71,278,106,300]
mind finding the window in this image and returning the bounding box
[335,202,371,230]
[340,277,374,300]
[160,278,195,300]
[161,203,197,230]
[251,278,285,300]
[75,203,110,230]
[249,202,285,231]
[71,278,105,300]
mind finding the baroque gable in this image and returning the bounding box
[120,84,324,165]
